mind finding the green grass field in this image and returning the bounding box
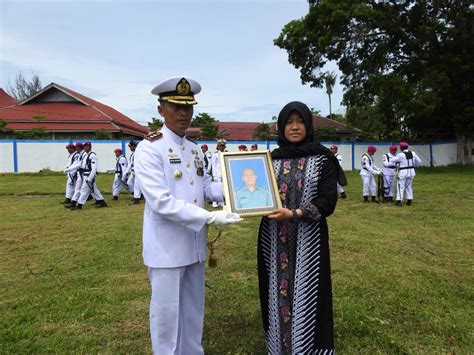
[1,166,473,354]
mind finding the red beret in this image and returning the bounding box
[367,146,377,153]
[400,141,409,149]
[389,145,397,151]
[114,148,122,153]
[83,141,92,147]
[201,144,208,149]
[330,145,338,150]
[66,143,75,149]
[75,142,83,148]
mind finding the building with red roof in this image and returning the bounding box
[0,83,148,139]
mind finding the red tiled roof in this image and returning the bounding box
[0,89,17,108]
[0,83,148,137]
[217,122,262,141]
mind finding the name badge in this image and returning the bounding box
[169,158,181,164]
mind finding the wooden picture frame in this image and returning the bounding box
[220,151,282,217]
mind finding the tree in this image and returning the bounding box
[324,71,337,118]
[148,117,164,130]
[94,129,112,139]
[275,0,473,163]
[191,112,220,139]
[6,72,42,100]
[253,122,273,141]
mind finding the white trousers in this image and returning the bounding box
[78,176,104,204]
[112,174,126,197]
[65,174,76,199]
[361,175,376,196]
[127,173,142,198]
[148,262,205,355]
[396,176,414,201]
[383,174,396,197]
[72,173,83,201]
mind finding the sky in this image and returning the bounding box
[0,0,344,126]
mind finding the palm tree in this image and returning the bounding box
[324,71,337,118]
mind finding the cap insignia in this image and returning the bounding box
[176,78,191,95]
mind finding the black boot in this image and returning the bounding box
[406,199,412,206]
[113,196,118,201]
[95,200,108,208]
[94,200,101,205]
[64,201,76,209]
[363,196,369,203]
[340,192,347,199]
[371,196,379,203]
[389,197,394,203]
[60,198,71,205]
[87,195,93,201]
[395,200,402,206]
[129,198,140,205]
[70,203,83,210]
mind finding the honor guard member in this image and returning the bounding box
[134,76,242,355]
[200,144,213,176]
[390,141,422,206]
[61,143,79,204]
[360,145,381,203]
[71,142,108,210]
[330,145,347,199]
[250,143,258,151]
[211,139,226,207]
[381,145,398,203]
[124,140,142,204]
[64,142,88,209]
[112,148,128,200]
[235,168,272,209]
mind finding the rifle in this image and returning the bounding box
[377,173,384,203]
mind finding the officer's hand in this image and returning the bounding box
[86,178,92,183]
[206,211,242,226]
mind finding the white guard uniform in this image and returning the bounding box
[203,150,213,176]
[65,150,88,202]
[65,151,79,199]
[134,124,223,355]
[125,151,142,199]
[78,151,104,205]
[334,153,345,194]
[390,149,422,202]
[382,152,398,198]
[112,155,128,197]
[360,153,381,197]
[210,151,222,182]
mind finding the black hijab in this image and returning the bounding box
[271,101,347,186]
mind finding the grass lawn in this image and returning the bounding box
[0,167,473,354]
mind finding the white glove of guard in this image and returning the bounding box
[206,211,242,226]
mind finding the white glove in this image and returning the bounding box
[374,170,381,175]
[206,211,242,226]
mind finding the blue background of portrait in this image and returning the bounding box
[229,157,270,190]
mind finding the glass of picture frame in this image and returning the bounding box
[220,150,282,217]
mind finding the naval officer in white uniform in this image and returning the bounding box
[134,76,241,355]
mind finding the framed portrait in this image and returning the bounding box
[220,151,282,217]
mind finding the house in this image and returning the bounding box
[0,83,148,139]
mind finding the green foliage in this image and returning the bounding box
[14,127,49,139]
[252,122,273,141]
[148,117,163,130]
[6,72,42,100]
[275,0,474,141]
[94,129,112,140]
[192,112,219,139]
[0,167,473,352]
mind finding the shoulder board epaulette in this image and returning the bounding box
[186,137,197,145]
[145,131,163,142]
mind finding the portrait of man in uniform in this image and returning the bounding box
[221,151,281,216]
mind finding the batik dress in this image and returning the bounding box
[257,154,338,354]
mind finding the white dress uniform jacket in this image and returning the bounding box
[210,151,222,182]
[334,153,345,194]
[390,150,422,178]
[134,124,223,268]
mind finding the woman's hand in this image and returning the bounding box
[267,208,293,222]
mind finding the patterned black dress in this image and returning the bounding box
[258,154,338,354]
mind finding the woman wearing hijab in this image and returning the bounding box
[257,101,346,354]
